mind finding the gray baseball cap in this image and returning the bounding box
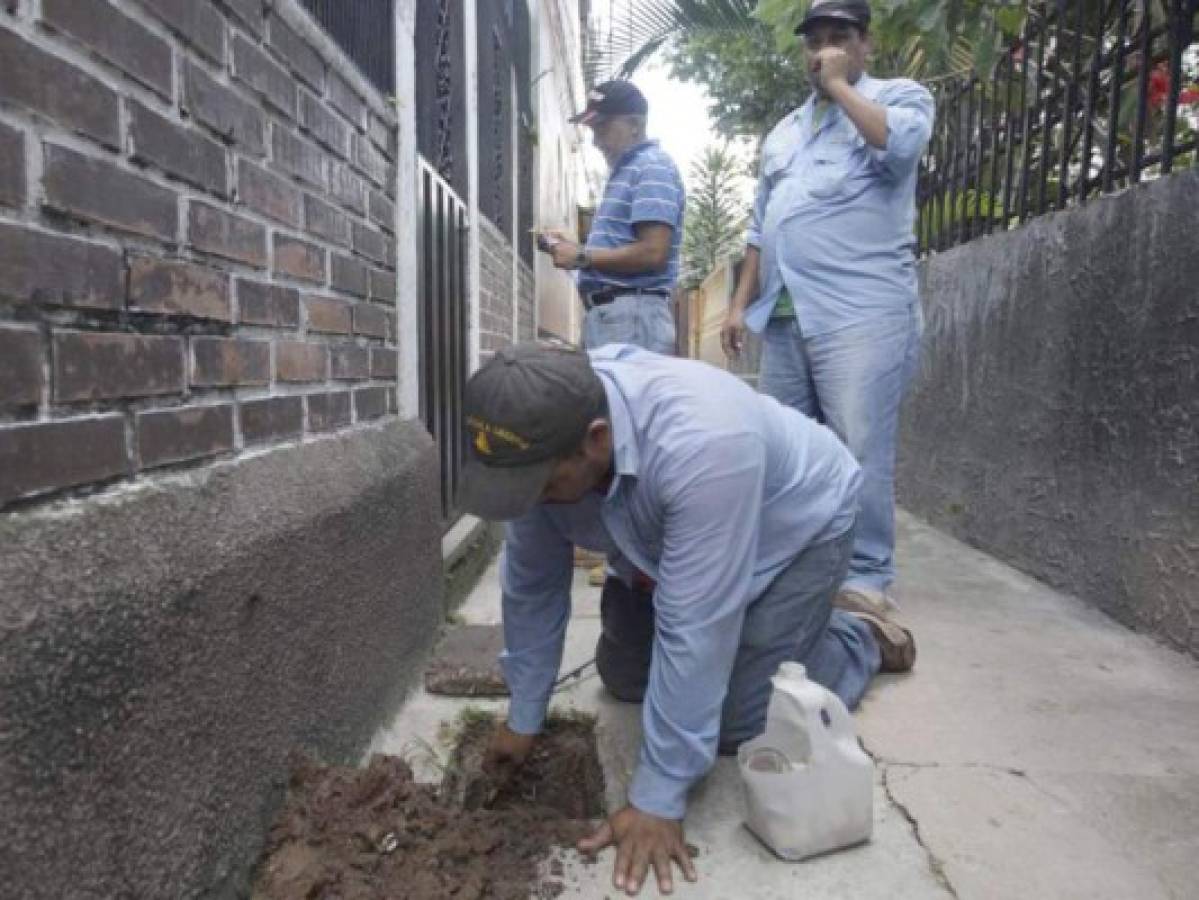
[796,0,871,34]
[458,343,607,521]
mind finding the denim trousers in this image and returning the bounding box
[758,306,922,595]
[595,529,881,749]
[581,293,676,355]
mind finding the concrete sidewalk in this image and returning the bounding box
[368,512,1199,899]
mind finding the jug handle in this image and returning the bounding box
[817,694,856,742]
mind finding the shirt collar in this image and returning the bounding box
[611,139,658,174]
[595,365,639,499]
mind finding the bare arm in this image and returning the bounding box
[813,48,888,149]
[720,246,760,357]
[546,222,673,274]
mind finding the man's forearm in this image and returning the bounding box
[826,79,888,149]
[730,246,761,312]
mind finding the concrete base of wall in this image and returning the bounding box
[0,419,443,898]
[899,169,1198,658]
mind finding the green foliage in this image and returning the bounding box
[681,143,750,287]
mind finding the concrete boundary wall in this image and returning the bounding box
[899,169,1198,657]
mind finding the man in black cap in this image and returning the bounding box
[722,0,935,621]
[463,342,908,896]
[539,79,685,355]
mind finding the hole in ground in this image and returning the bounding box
[253,711,605,899]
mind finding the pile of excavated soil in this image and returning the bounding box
[253,715,604,900]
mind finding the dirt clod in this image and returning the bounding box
[253,714,605,899]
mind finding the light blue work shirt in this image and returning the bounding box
[578,139,684,296]
[745,74,935,336]
[499,345,861,819]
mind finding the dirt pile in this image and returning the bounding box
[253,715,604,899]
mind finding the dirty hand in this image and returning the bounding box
[577,804,697,896]
[811,47,851,92]
[482,721,535,783]
[720,307,747,357]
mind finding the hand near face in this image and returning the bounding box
[811,46,852,92]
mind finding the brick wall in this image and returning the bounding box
[0,0,400,510]
[518,256,535,341]
[478,212,515,358]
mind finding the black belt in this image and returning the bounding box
[589,288,671,307]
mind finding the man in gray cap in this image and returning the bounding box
[461,342,911,896]
[538,79,684,355]
[722,0,934,620]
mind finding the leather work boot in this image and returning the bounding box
[835,588,916,673]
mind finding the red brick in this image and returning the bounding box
[330,253,368,298]
[191,337,269,386]
[272,128,326,189]
[223,0,265,37]
[352,221,388,265]
[189,201,267,267]
[0,222,123,310]
[0,118,26,207]
[330,345,369,380]
[307,391,351,432]
[276,340,326,382]
[0,27,119,147]
[353,303,389,339]
[232,33,294,118]
[267,15,324,91]
[130,100,228,196]
[137,404,234,468]
[273,235,326,284]
[369,268,396,303]
[237,279,299,327]
[241,395,302,444]
[42,0,172,99]
[238,160,302,228]
[0,415,128,506]
[354,386,387,421]
[330,164,365,214]
[299,91,348,157]
[327,70,365,129]
[129,256,231,321]
[183,61,266,156]
[0,326,43,406]
[370,347,398,379]
[141,0,224,64]
[303,194,350,247]
[369,189,395,233]
[354,133,389,187]
[303,295,351,334]
[43,144,176,241]
[54,331,184,402]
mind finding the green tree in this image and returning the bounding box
[681,144,750,288]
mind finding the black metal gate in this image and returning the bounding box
[419,158,469,524]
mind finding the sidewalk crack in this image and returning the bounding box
[879,764,960,898]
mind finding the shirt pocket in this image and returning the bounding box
[806,143,853,198]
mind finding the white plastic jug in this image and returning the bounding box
[738,662,873,861]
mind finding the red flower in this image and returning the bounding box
[1148,63,1170,108]
[1181,88,1199,106]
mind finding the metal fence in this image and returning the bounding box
[918,0,1199,255]
[419,159,469,524]
[300,0,395,94]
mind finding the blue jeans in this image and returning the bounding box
[595,530,880,749]
[582,293,676,355]
[759,307,922,594]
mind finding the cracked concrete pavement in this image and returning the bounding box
[369,511,1199,898]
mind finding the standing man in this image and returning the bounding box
[541,80,684,355]
[460,343,906,897]
[722,0,934,612]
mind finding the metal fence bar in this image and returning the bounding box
[1038,5,1062,212]
[1103,1,1130,192]
[1161,0,1185,173]
[1058,0,1086,206]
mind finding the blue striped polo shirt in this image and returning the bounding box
[579,139,685,296]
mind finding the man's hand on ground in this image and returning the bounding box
[482,721,535,783]
[720,307,747,357]
[577,804,698,896]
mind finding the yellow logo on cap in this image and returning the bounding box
[467,416,531,455]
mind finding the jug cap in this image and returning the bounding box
[776,662,807,681]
